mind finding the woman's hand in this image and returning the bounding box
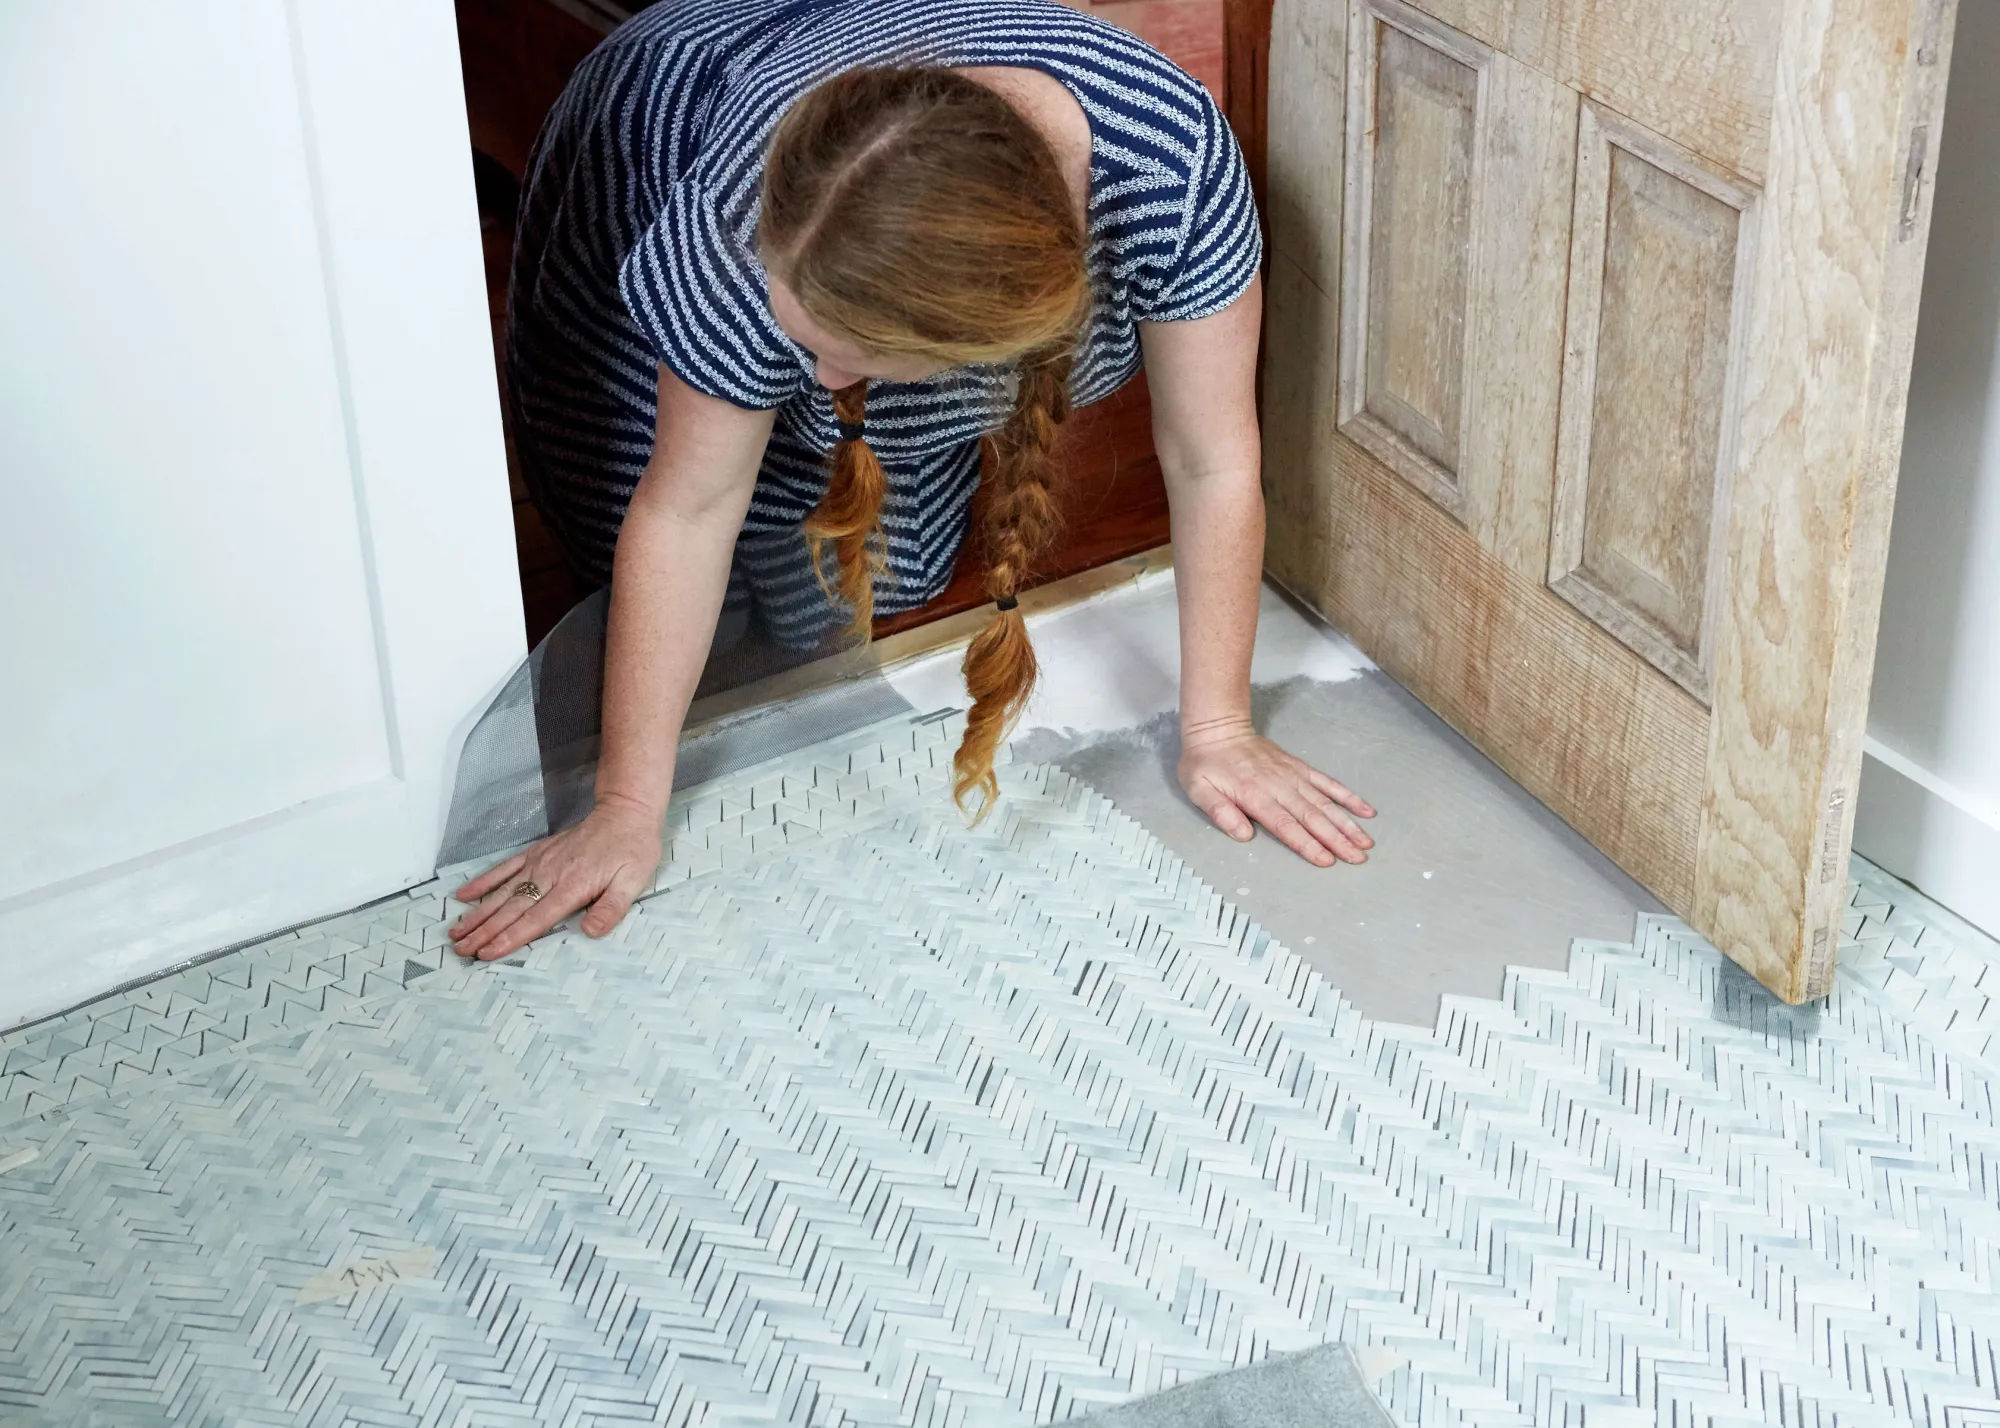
[1178,716,1376,868]
[1142,284,1371,868]
[448,798,663,962]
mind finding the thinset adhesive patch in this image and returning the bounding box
[0,712,1996,1427]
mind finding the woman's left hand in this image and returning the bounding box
[1178,717,1376,867]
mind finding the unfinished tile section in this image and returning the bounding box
[1021,668,1665,1028]
[1,712,1997,1428]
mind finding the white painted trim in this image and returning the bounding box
[1855,736,2000,941]
[2,783,424,1030]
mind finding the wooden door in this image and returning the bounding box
[1257,0,1958,1001]
[0,1,524,1030]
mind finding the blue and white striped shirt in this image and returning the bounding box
[508,0,1263,646]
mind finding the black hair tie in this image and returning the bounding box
[837,419,866,442]
[996,594,1019,612]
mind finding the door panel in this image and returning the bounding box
[1349,12,1481,491]
[1339,0,1576,579]
[1263,0,1957,1001]
[0,5,393,902]
[1549,105,1759,701]
[1410,0,1782,182]
[1267,258,1713,908]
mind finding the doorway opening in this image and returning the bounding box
[451,0,1231,649]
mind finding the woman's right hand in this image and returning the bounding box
[448,798,664,962]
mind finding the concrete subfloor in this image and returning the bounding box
[723,571,1661,1029]
[1017,669,1661,1027]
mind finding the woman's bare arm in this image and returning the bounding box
[1142,276,1376,867]
[597,368,776,821]
[451,366,774,960]
[1140,278,1267,736]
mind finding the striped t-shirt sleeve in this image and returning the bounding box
[1138,92,1265,323]
[617,181,805,410]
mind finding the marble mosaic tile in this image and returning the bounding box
[1,710,1995,1427]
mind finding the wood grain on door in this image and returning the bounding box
[1261,0,1959,1001]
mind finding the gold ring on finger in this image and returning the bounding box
[512,879,545,903]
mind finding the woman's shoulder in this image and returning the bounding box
[950,2,1219,138]
[594,0,812,54]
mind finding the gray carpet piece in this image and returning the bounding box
[1081,1345,1392,1427]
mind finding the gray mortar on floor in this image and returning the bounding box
[1015,670,1661,1028]
[446,581,1657,1030]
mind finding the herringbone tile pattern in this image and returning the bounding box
[0,711,969,1131]
[1,712,1995,1427]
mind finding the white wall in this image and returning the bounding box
[1,6,392,904]
[0,2,525,1028]
[1857,1,2000,940]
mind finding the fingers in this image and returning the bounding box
[450,856,529,943]
[580,860,651,938]
[1242,793,1345,868]
[1304,766,1376,819]
[1321,805,1374,855]
[455,879,579,963]
[450,881,537,959]
[448,891,510,945]
[1285,789,1371,864]
[448,808,664,961]
[454,853,526,912]
[1295,779,1373,855]
[1229,779,1373,867]
[1181,737,1379,869]
[1189,783,1256,842]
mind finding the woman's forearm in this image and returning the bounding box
[592,366,772,826]
[1165,463,1265,733]
[448,370,773,964]
[1138,275,1268,735]
[593,494,744,823]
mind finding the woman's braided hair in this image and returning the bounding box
[760,66,1090,818]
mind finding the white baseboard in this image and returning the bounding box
[1855,738,2000,941]
[0,780,433,1033]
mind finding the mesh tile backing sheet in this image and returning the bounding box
[1,710,1997,1427]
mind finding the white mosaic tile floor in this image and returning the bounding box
[1,710,1995,1427]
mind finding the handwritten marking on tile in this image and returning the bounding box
[298,1247,438,1306]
